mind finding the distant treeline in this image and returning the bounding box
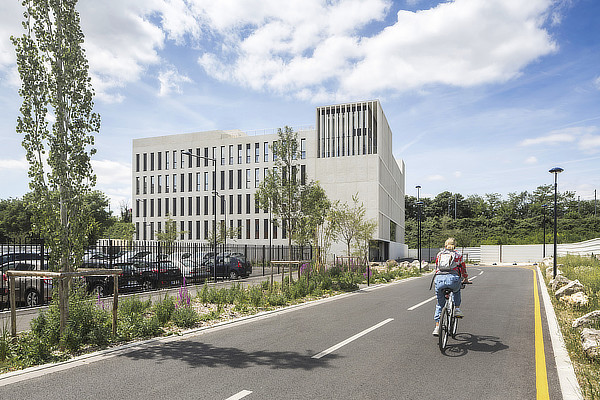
[405,184,600,248]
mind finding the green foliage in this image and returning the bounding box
[172,307,200,328]
[153,295,176,325]
[117,297,161,340]
[331,194,377,257]
[0,197,33,241]
[12,0,101,273]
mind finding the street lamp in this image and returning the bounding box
[541,204,549,258]
[182,150,218,282]
[416,186,422,272]
[549,167,564,279]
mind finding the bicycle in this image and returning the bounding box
[438,280,471,352]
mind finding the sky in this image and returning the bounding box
[1,0,599,214]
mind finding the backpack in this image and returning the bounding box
[437,249,457,272]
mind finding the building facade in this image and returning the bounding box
[132,100,407,260]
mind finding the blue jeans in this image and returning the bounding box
[434,274,462,322]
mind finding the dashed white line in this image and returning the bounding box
[407,296,436,311]
[312,318,394,359]
[225,390,253,400]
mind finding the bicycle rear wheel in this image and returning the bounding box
[450,307,459,338]
[438,306,449,352]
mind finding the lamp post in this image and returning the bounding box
[183,150,217,282]
[416,185,422,272]
[541,204,549,258]
[549,167,564,279]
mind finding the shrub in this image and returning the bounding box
[118,297,161,340]
[172,306,200,329]
[153,295,176,325]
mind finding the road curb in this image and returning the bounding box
[536,266,583,400]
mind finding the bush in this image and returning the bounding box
[118,297,161,340]
[153,295,176,325]
[172,307,199,329]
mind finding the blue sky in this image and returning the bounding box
[1,0,599,213]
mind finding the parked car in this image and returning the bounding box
[0,260,53,307]
[170,257,211,283]
[0,252,46,267]
[206,255,252,280]
[83,262,144,296]
[133,260,184,290]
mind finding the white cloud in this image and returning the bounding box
[91,159,132,212]
[578,134,600,154]
[0,157,28,170]
[520,126,598,146]
[158,67,192,96]
[525,156,538,164]
[594,76,600,90]
[427,174,444,181]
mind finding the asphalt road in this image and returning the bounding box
[0,266,563,399]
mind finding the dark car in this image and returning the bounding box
[1,260,53,307]
[0,252,46,267]
[207,255,252,280]
[133,260,183,290]
[83,262,145,296]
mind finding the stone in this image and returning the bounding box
[581,328,600,359]
[572,310,600,328]
[550,274,571,292]
[410,260,420,269]
[399,261,410,270]
[555,279,584,299]
[559,292,589,307]
[545,266,562,279]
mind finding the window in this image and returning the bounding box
[180,221,185,240]
[158,221,161,234]
[212,171,216,190]
[158,175,162,193]
[255,168,260,188]
[188,173,192,192]
[237,169,242,189]
[220,196,225,215]
[157,152,162,170]
[195,148,201,167]
[246,169,251,189]
[229,170,234,190]
[220,170,225,191]
[264,219,269,239]
[143,199,147,217]
[229,145,234,165]
[264,142,269,162]
[229,195,234,215]
[204,172,209,191]
[173,174,177,192]
[180,173,185,192]
[136,154,140,172]
[143,176,147,194]
[157,198,162,217]
[135,200,139,218]
[237,194,242,214]
[255,143,260,163]
[180,151,185,168]
[165,197,170,215]
[246,194,251,214]
[172,150,177,169]
[273,219,278,239]
[301,138,306,159]
[150,222,154,240]
[150,199,154,217]
[282,219,287,239]
[255,219,260,239]
[135,177,140,195]
[165,151,170,170]
[143,153,147,171]
[246,219,250,239]
[246,143,251,163]
[220,146,225,165]
[273,141,278,161]
[204,196,209,215]
[204,220,209,240]
[204,147,209,167]
[188,221,192,240]
[196,220,201,240]
[150,176,155,194]
[187,149,192,168]
[188,197,192,216]
[196,196,200,215]
[196,173,201,191]
[135,223,139,240]
[237,220,242,239]
[150,153,154,171]
[165,175,170,193]
[172,198,177,216]
[301,165,306,185]
[237,144,242,164]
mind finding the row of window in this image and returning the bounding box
[135,194,268,219]
[135,166,307,195]
[135,218,287,241]
[135,139,307,172]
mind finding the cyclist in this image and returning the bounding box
[432,237,469,336]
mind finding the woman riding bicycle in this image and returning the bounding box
[432,237,469,336]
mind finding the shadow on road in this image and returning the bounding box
[442,332,509,357]
[121,339,337,370]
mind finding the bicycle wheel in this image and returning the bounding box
[438,306,449,352]
[451,305,459,338]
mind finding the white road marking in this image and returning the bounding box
[225,390,253,400]
[312,318,394,359]
[407,296,436,311]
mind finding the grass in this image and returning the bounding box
[0,263,422,374]
[545,255,600,400]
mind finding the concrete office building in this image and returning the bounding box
[132,100,407,261]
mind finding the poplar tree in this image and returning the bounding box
[12,0,100,272]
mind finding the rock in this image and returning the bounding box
[542,258,553,268]
[546,266,562,279]
[581,328,600,359]
[572,310,600,328]
[559,292,589,307]
[410,260,420,269]
[550,274,571,291]
[555,279,584,299]
[399,261,410,270]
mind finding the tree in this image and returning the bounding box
[333,194,377,257]
[255,126,303,259]
[294,181,331,248]
[0,197,33,241]
[12,0,100,272]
